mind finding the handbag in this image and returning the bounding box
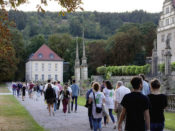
[59,92,63,100]
[93,92,102,113]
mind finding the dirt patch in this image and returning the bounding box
[0,116,27,131]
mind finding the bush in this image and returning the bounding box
[97,66,106,75]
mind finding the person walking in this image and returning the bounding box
[57,81,63,110]
[89,82,105,131]
[53,81,59,112]
[29,82,35,99]
[45,84,56,116]
[71,80,79,112]
[67,83,72,113]
[148,79,167,131]
[85,81,94,130]
[103,80,116,129]
[60,84,70,119]
[118,76,150,131]
[12,82,17,96]
[139,74,150,95]
[114,81,130,123]
[22,83,26,101]
[39,84,44,96]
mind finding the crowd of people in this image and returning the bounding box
[86,74,168,131]
[11,79,79,117]
[11,74,168,131]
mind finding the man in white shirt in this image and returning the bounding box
[67,83,72,113]
[114,81,130,121]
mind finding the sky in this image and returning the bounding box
[17,0,165,13]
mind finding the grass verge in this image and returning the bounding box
[0,83,10,93]
[0,95,45,131]
[78,96,175,131]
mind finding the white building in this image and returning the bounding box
[26,44,63,82]
[157,0,175,64]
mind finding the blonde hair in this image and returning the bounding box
[92,82,100,92]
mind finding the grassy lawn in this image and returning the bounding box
[0,95,45,131]
[0,83,10,93]
[165,112,175,131]
[78,96,175,131]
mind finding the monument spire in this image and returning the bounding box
[82,28,86,59]
[76,37,79,60]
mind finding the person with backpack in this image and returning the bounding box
[45,84,56,116]
[22,83,26,101]
[60,84,70,119]
[148,79,167,131]
[89,82,105,131]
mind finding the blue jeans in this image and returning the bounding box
[92,118,102,131]
[89,116,93,129]
[54,102,57,111]
[12,88,16,95]
[104,109,115,124]
[71,96,78,111]
[151,122,164,131]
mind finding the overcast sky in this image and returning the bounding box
[18,0,165,13]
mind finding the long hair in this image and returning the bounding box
[105,80,113,90]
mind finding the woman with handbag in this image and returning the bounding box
[89,82,105,131]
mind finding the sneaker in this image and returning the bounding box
[113,124,117,129]
[102,124,107,128]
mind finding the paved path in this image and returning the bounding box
[0,93,12,95]
[16,94,116,131]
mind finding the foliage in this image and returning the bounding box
[158,62,175,73]
[97,64,151,76]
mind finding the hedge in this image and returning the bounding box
[158,62,175,73]
[97,64,151,76]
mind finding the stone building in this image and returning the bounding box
[26,44,63,82]
[74,33,88,86]
[157,0,175,64]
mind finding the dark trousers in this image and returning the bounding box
[151,122,164,131]
[62,99,68,113]
[89,116,93,129]
[57,99,60,110]
[71,96,78,111]
[104,109,115,124]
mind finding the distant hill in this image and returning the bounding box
[8,10,160,40]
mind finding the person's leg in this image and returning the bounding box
[104,116,107,125]
[97,118,102,130]
[109,109,115,123]
[92,118,98,131]
[48,104,51,116]
[68,98,71,113]
[57,99,60,110]
[71,96,75,111]
[89,116,93,129]
[75,96,78,112]
[51,104,55,116]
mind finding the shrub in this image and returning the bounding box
[97,66,106,75]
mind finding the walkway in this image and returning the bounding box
[16,94,115,131]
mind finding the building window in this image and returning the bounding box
[160,21,164,27]
[166,18,169,25]
[42,63,44,71]
[172,17,175,24]
[35,63,38,71]
[55,64,58,71]
[161,34,165,42]
[55,75,58,81]
[42,74,44,81]
[166,7,169,14]
[48,63,51,71]
[48,75,51,80]
[35,74,38,81]
[50,53,54,59]
[38,53,43,58]
[168,33,172,41]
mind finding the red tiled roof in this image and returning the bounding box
[29,44,63,61]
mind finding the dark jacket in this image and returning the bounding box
[45,87,56,100]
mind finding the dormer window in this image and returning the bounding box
[50,53,54,59]
[38,53,43,58]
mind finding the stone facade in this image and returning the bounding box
[157,0,175,64]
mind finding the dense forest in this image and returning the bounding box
[0,10,160,82]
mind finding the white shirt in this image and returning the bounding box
[89,91,105,119]
[103,88,115,109]
[67,86,72,93]
[114,85,131,104]
[53,85,60,98]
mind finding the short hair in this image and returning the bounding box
[54,81,56,85]
[105,80,113,90]
[48,79,51,83]
[72,80,76,83]
[131,76,142,90]
[139,74,145,80]
[93,82,100,92]
[150,79,160,89]
[57,81,60,84]
[117,81,123,87]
